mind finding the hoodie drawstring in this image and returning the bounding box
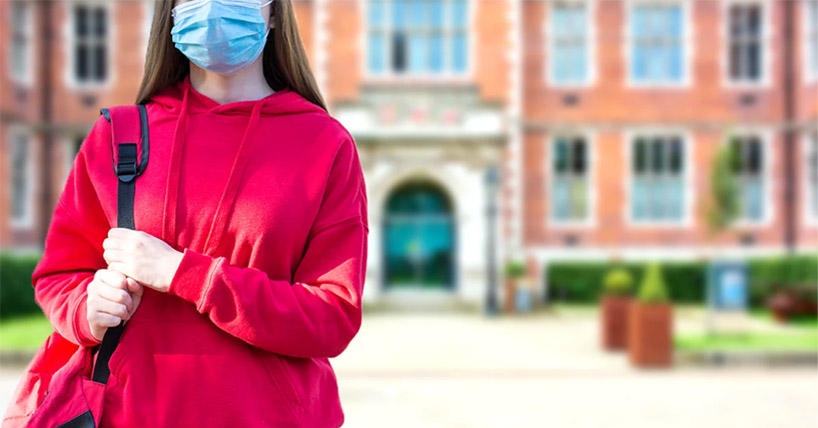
[161,85,267,256]
[162,85,190,249]
[201,98,265,255]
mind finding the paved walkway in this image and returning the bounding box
[2,310,817,427]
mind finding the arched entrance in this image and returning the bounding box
[383,180,456,291]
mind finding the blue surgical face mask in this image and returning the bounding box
[171,0,273,75]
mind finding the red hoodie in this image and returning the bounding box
[30,74,369,427]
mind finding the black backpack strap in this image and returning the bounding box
[91,104,149,384]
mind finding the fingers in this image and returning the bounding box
[88,290,131,320]
[95,268,129,291]
[88,311,123,328]
[90,279,134,312]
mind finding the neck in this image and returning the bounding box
[189,58,275,105]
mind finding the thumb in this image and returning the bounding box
[127,277,144,296]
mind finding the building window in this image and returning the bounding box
[9,130,34,228]
[728,135,765,222]
[727,2,764,84]
[628,2,686,85]
[808,133,818,223]
[551,136,590,222]
[547,1,592,86]
[630,135,685,222]
[71,3,109,84]
[8,0,34,84]
[806,0,818,82]
[367,0,468,76]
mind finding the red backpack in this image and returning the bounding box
[3,104,150,428]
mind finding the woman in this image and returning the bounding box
[31,0,368,426]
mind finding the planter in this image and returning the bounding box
[628,301,673,367]
[601,295,631,351]
[504,278,517,314]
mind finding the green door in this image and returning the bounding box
[384,182,455,290]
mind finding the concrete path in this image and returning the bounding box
[2,311,817,427]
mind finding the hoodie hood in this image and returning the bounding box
[147,74,325,253]
[151,73,325,117]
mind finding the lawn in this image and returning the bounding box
[675,325,818,352]
[0,313,53,351]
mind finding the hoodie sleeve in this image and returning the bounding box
[32,116,111,348]
[167,129,369,359]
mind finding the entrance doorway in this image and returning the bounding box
[383,181,456,291]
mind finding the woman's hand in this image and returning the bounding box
[102,228,184,294]
[87,269,143,342]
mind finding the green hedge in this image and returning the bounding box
[747,253,818,307]
[0,252,42,319]
[546,253,818,307]
[547,261,706,304]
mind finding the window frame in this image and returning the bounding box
[804,0,818,84]
[544,0,597,88]
[721,0,772,88]
[545,131,597,228]
[623,0,693,89]
[720,128,774,228]
[360,0,474,83]
[804,131,818,227]
[64,0,116,90]
[7,0,35,86]
[8,126,36,230]
[623,128,693,228]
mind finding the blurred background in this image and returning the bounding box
[1,0,817,427]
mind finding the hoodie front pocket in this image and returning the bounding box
[255,348,303,418]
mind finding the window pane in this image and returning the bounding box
[408,34,427,72]
[669,138,683,174]
[76,45,88,80]
[747,138,762,174]
[392,32,407,72]
[94,7,106,37]
[634,139,647,173]
[369,0,385,27]
[554,139,569,173]
[95,44,107,80]
[451,32,467,72]
[452,0,467,28]
[429,32,444,72]
[552,178,570,220]
[369,33,385,73]
[651,139,665,173]
[572,139,586,174]
[75,5,88,37]
[430,0,444,27]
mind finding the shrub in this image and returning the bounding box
[504,259,527,279]
[602,267,634,296]
[637,263,670,303]
[0,251,43,319]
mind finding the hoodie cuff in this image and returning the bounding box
[74,293,102,347]
[167,247,220,312]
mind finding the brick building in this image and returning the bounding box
[1,0,816,306]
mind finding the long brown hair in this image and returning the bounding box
[134,0,327,112]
